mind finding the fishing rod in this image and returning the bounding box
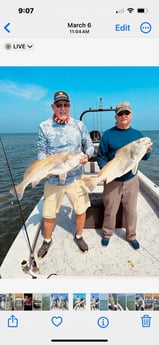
[0,136,39,275]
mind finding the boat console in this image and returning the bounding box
[83,130,101,175]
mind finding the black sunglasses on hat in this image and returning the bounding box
[55,102,70,108]
[117,110,131,116]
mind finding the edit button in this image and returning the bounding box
[115,24,131,31]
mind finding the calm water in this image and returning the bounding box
[0,133,44,265]
[0,131,159,265]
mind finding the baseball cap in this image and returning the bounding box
[54,91,70,103]
[116,102,132,114]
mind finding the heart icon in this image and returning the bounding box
[51,316,63,327]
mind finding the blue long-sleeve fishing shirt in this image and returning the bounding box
[37,117,94,185]
[97,126,150,182]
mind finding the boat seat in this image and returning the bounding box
[83,130,101,174]
[89,130,101,161]
[89,130,101,142]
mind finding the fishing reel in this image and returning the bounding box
[21,260,58,279]
[21,260,38,279]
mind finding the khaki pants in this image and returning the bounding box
[43,179,90,219]
[102,175,139,241]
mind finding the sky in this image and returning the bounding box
[0,66,159,133]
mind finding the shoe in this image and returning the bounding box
[128,239,140,250]
[74,236,88,252]
[101,237,110,246]
[37,239,52,258]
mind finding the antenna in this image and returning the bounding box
[99,97,103,110]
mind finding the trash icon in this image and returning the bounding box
[141,314,151,327]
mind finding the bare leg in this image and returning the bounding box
[43,218,56,239]
[38,218,56,258]
[75,212,88,252]
[75,212,86,236]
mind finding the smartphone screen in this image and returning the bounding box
[0,1,159,343]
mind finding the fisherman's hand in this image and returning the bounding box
[80,154,89,165]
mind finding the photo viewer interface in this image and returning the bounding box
[0,1,159,344]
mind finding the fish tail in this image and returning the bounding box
[82,176,98,191]
[9,183,25,201]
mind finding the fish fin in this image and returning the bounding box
[59,172,67,184]
[132,164,138,175]
[32,180,40,187]
[10,183,25,201]
[82,177,98,191]
[51,162,65,173]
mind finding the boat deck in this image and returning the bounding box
[1,171,159,279]
[35,184,159,278]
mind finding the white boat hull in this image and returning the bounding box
[1,170,159,279]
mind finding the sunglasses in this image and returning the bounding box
[55,102,70,108]
[117,110,131,116]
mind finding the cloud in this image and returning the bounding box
[0,80,48,100]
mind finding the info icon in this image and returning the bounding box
[97,316,109,328]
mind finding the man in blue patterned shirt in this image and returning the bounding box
[37,91,94,258]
